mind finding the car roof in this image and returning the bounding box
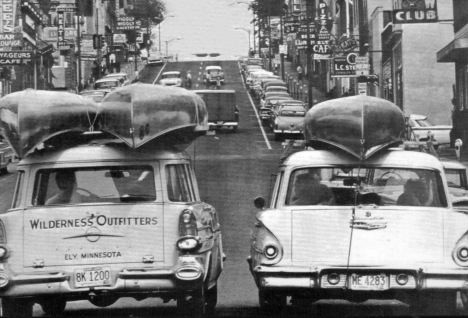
[162,71,180,75]
[265,91,290,96]
[95,78,120,83]
[206,66,221,70]
[440,158,467,170]
[105,73,128,77]
[266,96,293,102]
[79,90,109,95]
[266,86,288,90]
[278,105,307,112]
[282,148,444,171]
[409,114,427,120]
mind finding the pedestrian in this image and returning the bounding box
[205,73,211,89]
[297,65,303,81]
[216,76,221,90]
[186,71,192,89]
[342,90,350,97]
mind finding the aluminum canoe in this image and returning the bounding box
[304,96,406,160]
[98,84,208,149]
[0,89,99,159]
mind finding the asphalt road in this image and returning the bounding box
[0,60,463,316]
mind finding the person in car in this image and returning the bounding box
[397,178,434,206]
[291,172,334,206]
[46,171,85,205]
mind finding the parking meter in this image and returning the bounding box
[455,139,463,162]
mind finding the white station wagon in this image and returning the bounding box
[249,96,468,316]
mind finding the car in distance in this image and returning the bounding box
[93,77,123,91]
[440,158,468,208]
[270,105,307,141]
[0,141,14,174]
[159,71,182,87]
[249,96,468,316]
[408,113,451,144]
[0,86,224,316]
[259,96,293,123]
[147,56,164,66]
[194,90,239,132]
[78,89,110,106]
[104,72,130,86]
[203,66,225,84]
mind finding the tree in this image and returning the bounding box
[249,0,286,18]
[126,0,166,25]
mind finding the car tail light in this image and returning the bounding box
[458,246,468,261]
[0,272,9,287]
[396,273,409,285]
[327,273,340,285]
[0,220,6,244]
[251,221,283,265]
[177,210,201,253]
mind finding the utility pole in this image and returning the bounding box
[306,0,315,109]
[280,13,284,80]
[77,14,82,91]
[134,18,138,71]
[268,2,272,71]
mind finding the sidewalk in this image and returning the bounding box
[280,59,329,106]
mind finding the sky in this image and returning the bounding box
[151,0,253,60]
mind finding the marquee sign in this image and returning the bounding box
[0,50,32,65]
[0,32,21,47]
[393,0,438,24]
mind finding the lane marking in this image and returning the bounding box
[239,61,272,150]
[152,64,167,85]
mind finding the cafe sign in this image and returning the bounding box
[0,50,32,64]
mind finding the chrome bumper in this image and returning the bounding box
[248,259,468,291]
[208,122,238,129]
[0,256,205,298]
[273,129,302,134]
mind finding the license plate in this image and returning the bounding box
[74,267,111,288]
[349,274,388,290]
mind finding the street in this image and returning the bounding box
[0,60,462,316]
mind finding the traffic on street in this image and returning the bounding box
[0,0,467,317]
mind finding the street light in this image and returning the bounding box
[234,26,251,51]
[159,14,175,52]
[165,37,181,56]
[229,1,256,52]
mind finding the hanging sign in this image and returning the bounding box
[0,50,33,64]
[1,0,17,33]
[393,0,438,24]
[0,32,21,47]
[313,0,332,55]
[332,53,358,77]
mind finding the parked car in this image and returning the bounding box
[93,77,123,90]
[147,56,164,66]
[249,96,468,316]
[407,114,451,144]
[250,75,279,94]
[270,105,307,141]
[194,90,238,132]
[0,141,14,174]
[78,89,110,106]
[203,66,225,84]
[246,70,273,88]
[440,158,468,208]
[260,91,291,108]
[256,79,287,100]
[259,96,293,123]
[159,71,182,87]
[0,86,224,317]
[104,72,130,85]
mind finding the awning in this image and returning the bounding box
[437,38,468,63]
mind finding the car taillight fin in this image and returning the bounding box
[179,209,198,236]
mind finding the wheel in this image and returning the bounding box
[1,298,32,317]
[274,133,282,142]
[76,188,99,201]
[379,171,403,180]
[177,289,205,317]
[409,291,457,316]
[205,285,218,316]
[40,298,67,315]
[259,290,287,315]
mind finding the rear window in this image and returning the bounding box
[94,81,118,89]
[281,110,305,117]
[166,164,195,202]
[32,166,156,206]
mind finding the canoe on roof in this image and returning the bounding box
[98,84,208,149]
[0,89,99,159]
[304,96,406,160]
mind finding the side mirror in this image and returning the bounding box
[253,196,266,209]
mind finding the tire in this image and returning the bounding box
[2,298,32,317]
[0,167,6,175]
[40,298,67,316]
[205,285,218,316]
[274,133,282,142]
[258,290,287,315]
[177,289,205,317]
[409,291,457,316]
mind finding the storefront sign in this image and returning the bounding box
[358,83,367,95]
[0,50,32,64]
[57,41,72,50]
[0,32,21,47]
[313,0,332,55]
[1,0,17,33]
[393,0,438,24]
[116,16,141,31]
[332,53,358,77]
[57,10,69,51]
[113,34,127,44]
[355,56,370,76]
[339,37,358,52]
